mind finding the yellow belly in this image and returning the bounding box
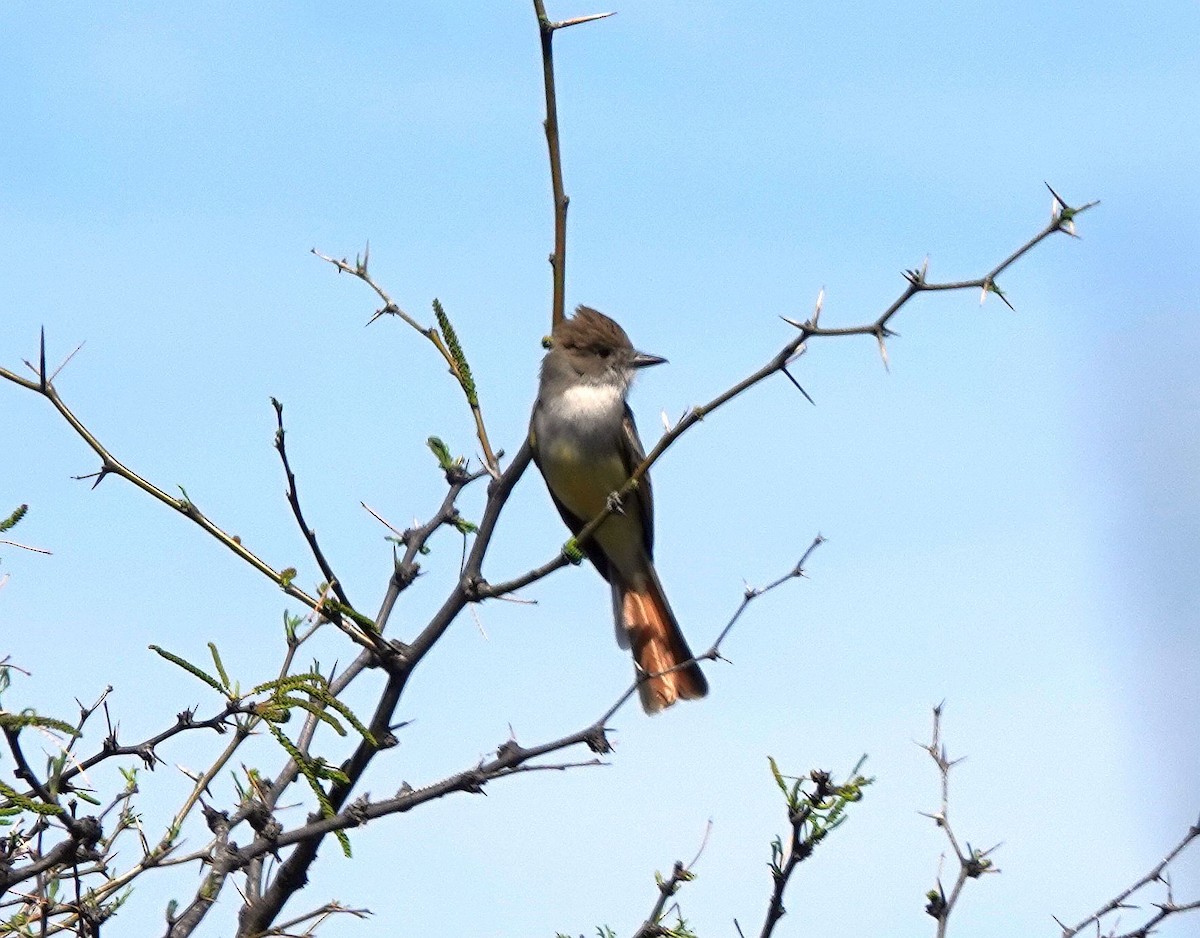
[540,439,646,574]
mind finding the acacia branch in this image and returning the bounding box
[0,354,382,655]
[753,758,872,938]
[203,457,501,936]
[920,705,999,937]
[531,2,613,328]
[271,398,351,609]
[264,901,372,936]
[631,861,694,938]
[238,543,821,881]
[477,194,1095,605]
[246,457,491,818]
[177,546,809,936]
[1059,815,1200,938]
[1104,898,1200,938]
[232,442,531,933]
[401,442,534,666]
[61,701,246,788]
[311,249,500,475]
[0,826,103,895]
[72,722,257,918]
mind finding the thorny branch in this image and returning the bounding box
[234,542,815,937]
[264,901,372,936]
[474,187,1095,605]
[1057,816,1200,938]
[631,861,696,938]
[920,705,1000,938]
[531,0,613,329]
[272,397,352,610]
[309,248,500,476]
[615,756,871,938]
[756,760,873,938]
[0,342,382,658]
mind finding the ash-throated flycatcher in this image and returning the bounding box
[529,305,708,713]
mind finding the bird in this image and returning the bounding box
[529,305,709,713]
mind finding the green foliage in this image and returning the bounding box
[562,537,585,565]
[433,299,477,406]
[0,779,64,818]
[766,755,873,880]
[266,723,352,858]
[0,504,28,533]
[963,844,996,878]
[323,600,378,634]
[658,915,699,938]
[283,611,304,644]
[149,645,374,758]
[253,671,376,748]
[251,667,375,859]
[426,436,464,473]
[231,765,269,806]
[148,645,229,697]
[0,709,79,739]
[451,514,478,535]
[208,642,231,691]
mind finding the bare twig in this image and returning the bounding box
[0,348,381,655]
[310,249,500,475]
[262,900,372,936]
[531,1,613,328]
[919,705,999,937]
[706,536,825,655]
[271,398,352,609]
[0,539,51,555]
[1059,814,1200,938]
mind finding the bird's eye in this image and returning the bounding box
[598,348,611,358]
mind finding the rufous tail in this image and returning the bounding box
[619,574,708,714]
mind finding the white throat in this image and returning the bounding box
[555,381,625,420]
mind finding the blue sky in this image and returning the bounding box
[2,2,1198,936]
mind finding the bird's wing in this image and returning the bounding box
[620,403,654,558]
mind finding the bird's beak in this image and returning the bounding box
[631,350,668,369]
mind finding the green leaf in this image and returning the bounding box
[426,436,457,471]
[148,645,227,696]
[452,515,478,535]
[0,709,79,738]
[433,298,478,406]
[767,756,789,798]
[0,504,28,533]
[267,723,352,858]
[277,696,347,736]
[208,643,231,690]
